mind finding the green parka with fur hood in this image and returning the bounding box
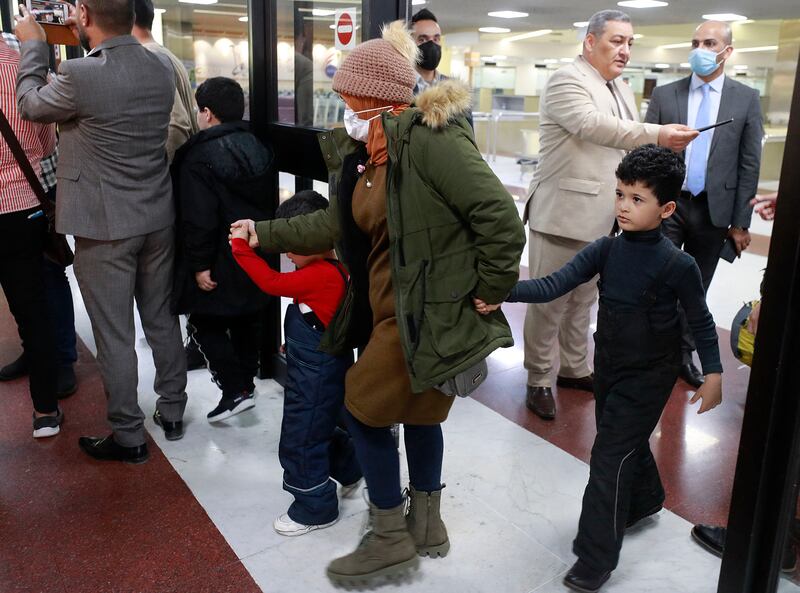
[255,81,526,393]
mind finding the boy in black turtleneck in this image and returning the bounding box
[476,145,722,593]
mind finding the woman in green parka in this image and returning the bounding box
[234,21,525,585]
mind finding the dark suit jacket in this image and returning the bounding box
[16,36,175,241]
[645,74,763,229]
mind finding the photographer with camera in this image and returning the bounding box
[15,0,188,463]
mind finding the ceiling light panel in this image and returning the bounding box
[488,11,529,18]
[505,29,553,42]
[618,0,668,7]
[702,13,748,21]
[479,27,511,33]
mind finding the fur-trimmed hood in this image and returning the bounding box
[415,80,472,129]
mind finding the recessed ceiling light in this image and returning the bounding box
[736,45,778,53]
[238,15,247,21]
[560,57,574,63]
[633,33,643,39]
[488,11,529,18]
[654,63,670,68]
[658,41,692,49]
[154,8,166,13]
[505,29,553,42]
[680,62,691,67]
[618,0,668,7]
[479,27,511,33]
[702,13,747,21]
[734,65,749,70]
[311,8,335,16]
[573,21,589,27]
[179,0,218,5]
[543,58,558,63]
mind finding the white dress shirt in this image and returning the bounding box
[683,72,725,190]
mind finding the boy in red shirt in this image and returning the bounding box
[231,190,361,536]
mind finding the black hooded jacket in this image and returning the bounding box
[172,121,274,316]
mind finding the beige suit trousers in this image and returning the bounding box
[523,230,598,387]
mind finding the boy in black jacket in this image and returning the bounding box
[476,145,723,592]
[172,77,273,425]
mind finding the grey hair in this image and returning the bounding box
[586,10,631,37]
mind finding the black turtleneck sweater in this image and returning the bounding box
[508,227,722,375]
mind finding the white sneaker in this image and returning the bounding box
[339,478,363,499]
[273,513,337,537]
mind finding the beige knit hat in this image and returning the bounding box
[332,20,420,104]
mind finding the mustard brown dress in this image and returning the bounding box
[344,162,454,427]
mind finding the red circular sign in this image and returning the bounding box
[337,13,353,46]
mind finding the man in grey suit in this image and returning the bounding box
[15,0,187,462]
[645,20,763,388]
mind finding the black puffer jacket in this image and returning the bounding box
[172,121,273,316]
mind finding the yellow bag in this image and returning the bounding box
[731,300,759,367]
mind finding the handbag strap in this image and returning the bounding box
[0,106,47,203]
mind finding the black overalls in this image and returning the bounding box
[573,242,682,573]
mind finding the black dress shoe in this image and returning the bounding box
[185,341,206,371]
[0,353,28,381]
[563,560,611,593]
[56,365,77,399]
[690,524,725,557]
[557,374,594,393]
[153,409,184,441]
[625,503,663,529]
[526,386,556,420]
[79,435,149,464]
[679,362,704,389]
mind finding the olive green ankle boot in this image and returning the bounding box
[326,502,419,586]
[406,485,450,558]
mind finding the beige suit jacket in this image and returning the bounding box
[525,56,661,243]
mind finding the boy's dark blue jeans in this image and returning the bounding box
[280,304,360,526]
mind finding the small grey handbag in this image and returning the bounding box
[436,359,488,398]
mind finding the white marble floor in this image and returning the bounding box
[61,196,785,593]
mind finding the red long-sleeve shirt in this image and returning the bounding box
[231,238,346,327]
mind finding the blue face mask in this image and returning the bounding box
[688,46,729,76]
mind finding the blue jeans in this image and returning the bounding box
[280,304,360,525]
[343,409,444,509]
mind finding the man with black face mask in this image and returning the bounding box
[410,9,444,94]
[411,8,472,129]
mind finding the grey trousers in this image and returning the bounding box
[523,230,597,387]
[74,226,187,447]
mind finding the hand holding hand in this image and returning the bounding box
[473,297,500,316]
[689,373,722,414]
[14,5,46,43]
[195,270,218,292]
[231,219,258,248]
[229,224,250,242]
[658,124,700,152]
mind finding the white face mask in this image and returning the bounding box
[343,105,392,142]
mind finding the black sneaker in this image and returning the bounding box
[33,408,63,438]
[207,391,255,423]
[153,409,184,441]
[0,353,28,381]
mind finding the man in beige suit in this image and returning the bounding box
[523,10,698,420]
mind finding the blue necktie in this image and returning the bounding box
[687,84,711,196]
